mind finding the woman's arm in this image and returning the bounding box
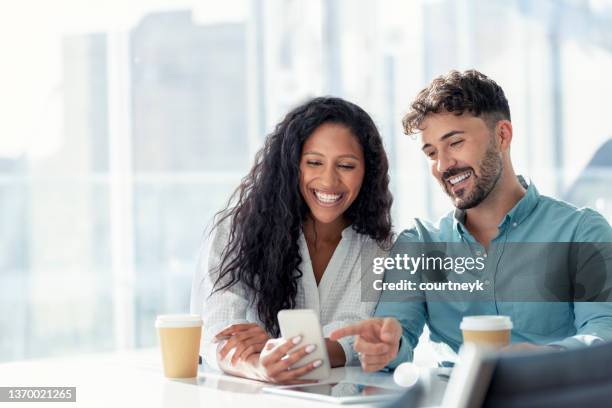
[326,338,347,367]
[218,337,322,383]
[200,221,320,382]
[320,238,388,366]
[198,219,254,369]
[215,323,269,366]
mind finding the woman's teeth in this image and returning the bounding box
[448,171,472,186]
[314,190,342,204]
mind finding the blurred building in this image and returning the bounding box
[565,138,612,222]
[129,10,249,346]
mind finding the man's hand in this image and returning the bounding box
[330,318,402,372]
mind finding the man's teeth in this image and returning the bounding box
[448,171,472,185]
[314,190,342,203]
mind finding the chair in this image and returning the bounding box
[482,341,612,408]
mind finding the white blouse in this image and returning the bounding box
[194,218,387,369]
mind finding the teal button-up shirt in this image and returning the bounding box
[376,177,612,368]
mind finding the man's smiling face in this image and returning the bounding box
[420,112,503,210]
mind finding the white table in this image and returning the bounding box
[0,349,446,407]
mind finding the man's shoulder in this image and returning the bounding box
[537,193,609,226]
[532,193,611,242]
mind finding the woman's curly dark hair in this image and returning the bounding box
[212,96,393,336]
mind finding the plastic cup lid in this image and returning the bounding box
[155,314,202,328]
[460,315,513,331]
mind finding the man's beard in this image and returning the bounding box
[440,139,503,210]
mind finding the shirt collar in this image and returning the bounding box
[453,175,539,235]
[341,225,355,239]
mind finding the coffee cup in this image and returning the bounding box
[155,314,202,378]
[460,315,513,349]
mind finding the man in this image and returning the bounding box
[331,69,612,372]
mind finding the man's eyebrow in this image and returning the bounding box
[421,130,465,151]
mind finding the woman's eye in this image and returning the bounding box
[306,160,322,166]
[338,164,355,169]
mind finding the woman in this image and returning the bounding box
[198,96,393,383]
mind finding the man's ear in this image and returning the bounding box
[496,120,513,151]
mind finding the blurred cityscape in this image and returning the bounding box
[1,0,611,362]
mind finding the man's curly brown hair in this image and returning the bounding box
[402,69,511,135]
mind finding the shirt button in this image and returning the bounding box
[512,222,518,227]
[483,253,487,258]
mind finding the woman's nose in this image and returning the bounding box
[319,165,339,188]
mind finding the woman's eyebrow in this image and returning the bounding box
[302,151,360,160]
[337,154,360,160]
[302,151,324,156]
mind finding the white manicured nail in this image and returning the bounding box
[292,336,302,345]
[313,360,322,368]
[305,344,316,354]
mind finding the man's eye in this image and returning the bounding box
[425,151,436,159]
[450,140,464,147]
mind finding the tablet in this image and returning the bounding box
[263,382,403,404]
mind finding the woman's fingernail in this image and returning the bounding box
[305,344,316,354]
[292,336,302,345]
[313,360,322,368]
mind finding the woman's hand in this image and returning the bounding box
[256,336,322,384]
[215,323,270,366]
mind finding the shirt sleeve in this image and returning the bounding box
[549,208,612,349]
[197,218,252,369]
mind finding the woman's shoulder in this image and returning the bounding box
[209,210,236,242]
[204,211,239,267]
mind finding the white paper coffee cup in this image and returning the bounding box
[460,315,513,349]
[156,314,202,378]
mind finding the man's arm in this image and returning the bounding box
[374,299,427,369]
[550,209,612,349]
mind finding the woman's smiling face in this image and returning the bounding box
[299,123,365,225]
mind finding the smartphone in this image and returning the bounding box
[277,309,331,380]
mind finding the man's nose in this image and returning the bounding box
[436,151,456,174]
